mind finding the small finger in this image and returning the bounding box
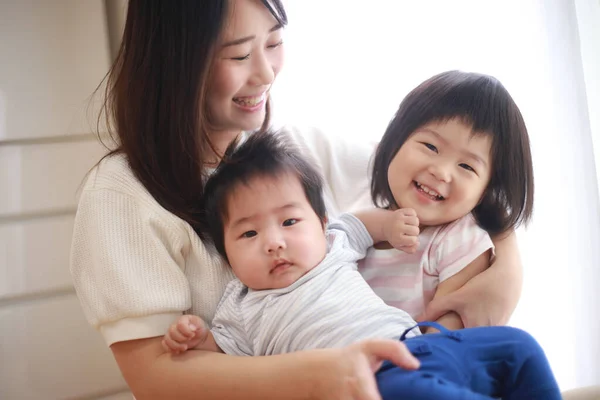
[169,324,191,342]
[402,215,420,227]
[398,208,417,217]
[163,336,188,353]
[402,225,420,236]
[176,319,198,338]
[399,236,418,247]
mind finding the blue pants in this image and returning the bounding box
[376,323,561,400]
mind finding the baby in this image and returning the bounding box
[162,130,559,399]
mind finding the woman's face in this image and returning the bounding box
[208,0,285,136]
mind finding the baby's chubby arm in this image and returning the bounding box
[354,208,420,253]
[162,315,222,354]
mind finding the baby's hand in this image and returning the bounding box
[162,315,209,355]
[383,208,420,253]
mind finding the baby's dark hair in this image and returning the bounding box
[371,70,534,236]
[202,131,327,260]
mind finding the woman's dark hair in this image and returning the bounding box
[202,131,327,260]
[97,0,287,234]
[371,70,534,236]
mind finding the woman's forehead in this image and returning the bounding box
[222,0,280,42]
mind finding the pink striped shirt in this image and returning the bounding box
[358,214,494,319]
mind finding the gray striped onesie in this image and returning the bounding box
[210,213,419,356]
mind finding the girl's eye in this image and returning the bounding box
[267,40,283,49]
[459,163,475,173]
[241,230,257,238]
[423,143,438,153]
[232,54,250,61]
[283,219,297,227]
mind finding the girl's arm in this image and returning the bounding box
[419,232,523,327]
[111,335,419,400]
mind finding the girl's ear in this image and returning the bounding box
[322,216,328,230]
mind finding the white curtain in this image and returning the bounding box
[272,0,600,390]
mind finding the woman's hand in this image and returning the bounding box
[311,339,419,400]
[112,335,418,400]
[417,232,523,327]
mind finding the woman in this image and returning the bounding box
[71,1,523,399]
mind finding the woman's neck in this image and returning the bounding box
[204,129,243,167]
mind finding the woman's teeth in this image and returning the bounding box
[233,94,264,107]
[415,181,445,200]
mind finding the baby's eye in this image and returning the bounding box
[423,143,438,153]
[241,230,257,238]
[283,219,297,226]
[459,163,475,172]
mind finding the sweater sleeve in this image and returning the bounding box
[70,187,192,346]
[282,125,376,218]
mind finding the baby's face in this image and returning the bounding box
[388,118,493,227]
[223,173,328,290]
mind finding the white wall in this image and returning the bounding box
[0,1,129,398]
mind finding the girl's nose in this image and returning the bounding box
[429,163,452,182]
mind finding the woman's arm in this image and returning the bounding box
[424,250,491,332]
[111,335,419,400]
[418,231,523,327]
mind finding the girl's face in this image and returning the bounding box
[208,0,285,137]
[387,118,493,227]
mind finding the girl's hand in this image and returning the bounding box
[383,208,420,253]
[162,315,210,354]
[312,339,419,400]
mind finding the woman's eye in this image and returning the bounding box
[232,54,250,61]
[241,230,257,238]
[423,143,438,153]
[459,163,475,172]
[283,219,297,227]
[267,40,283,49]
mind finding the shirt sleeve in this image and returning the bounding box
[429,215,495,282]
[282,125,376,218]
[328,213,374,259]
[210,281,253,356]
[70,187,192,346]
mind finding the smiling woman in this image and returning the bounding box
[207,0,285,145]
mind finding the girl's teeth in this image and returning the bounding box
[416,182,444,200]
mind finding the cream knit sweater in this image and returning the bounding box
[70,126,374,346]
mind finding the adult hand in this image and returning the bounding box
[417,264,518,327]
[312,339,419,400]
[383,208,420,254]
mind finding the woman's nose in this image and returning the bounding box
[250,50,275,87]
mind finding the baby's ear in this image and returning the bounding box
[322,216,329,229]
